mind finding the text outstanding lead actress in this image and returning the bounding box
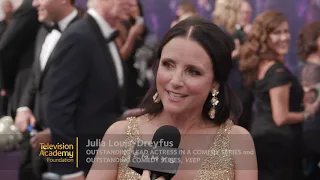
[86,17,258,180]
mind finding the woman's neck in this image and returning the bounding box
[306,53,320,65]
[156,111,212,134]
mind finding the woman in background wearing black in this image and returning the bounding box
[240,11,320,180]
[115,1,151,110]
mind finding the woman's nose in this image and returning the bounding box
[170,71,184,88]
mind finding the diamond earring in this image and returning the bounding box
[153,92,160,103]
[208,88,219,119]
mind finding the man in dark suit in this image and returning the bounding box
[45,0,137,179]
[13,0,80,179]
[0,0,39,179]
[0,0,40,117]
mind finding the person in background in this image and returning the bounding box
[115,0,150,109]
[232,0,252,46]
[115,0,145,59]
[86,0,148,117]
[237,0,252,35]
[45,0,137,179]
[13,0,80,179]
[234,0,254,130]
[212,0,251,127]
[239,10,320,180]
[0,0,13,116]
[0,0,40,179]
[213,0,241,38]
[170,1,198,28]
[297,21,320,180]
[0,0,40,119]
[212,0,243,74]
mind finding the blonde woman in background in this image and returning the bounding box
[213,0,242,36]
[213,0,253,129]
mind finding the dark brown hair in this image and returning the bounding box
[297,21,320,60]
[239,10,287,87]
[139,17,239,125]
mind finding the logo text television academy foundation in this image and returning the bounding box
[39,143,75,163]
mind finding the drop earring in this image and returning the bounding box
[209,88,219,119]
[153,92,160,103]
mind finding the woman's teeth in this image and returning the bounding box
[168,92,185,98]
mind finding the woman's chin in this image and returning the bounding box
[276,48,289,56]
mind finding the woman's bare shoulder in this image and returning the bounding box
[230,125,251,135]
[229,125,255,151]
[106,119,130,135]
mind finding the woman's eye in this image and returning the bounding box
[188,69,201,76]
[273,31,281,35]
[162,61,173,68]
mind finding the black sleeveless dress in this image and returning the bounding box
[251,62,304,180]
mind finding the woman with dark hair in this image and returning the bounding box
[115,0,150,109]
[298,21,320,179]
[239,10,320,180]
[86,17,257,180]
